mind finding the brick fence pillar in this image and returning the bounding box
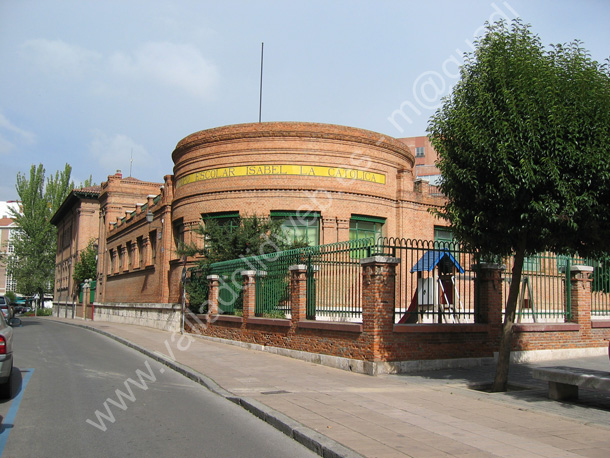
[289,264,308,323]
[360,255,400,361]
[475,263,505,325]
[241,270,257,320]
[206,275,220,315]
[569,265,593,329]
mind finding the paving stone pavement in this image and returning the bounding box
[45,317,610,458]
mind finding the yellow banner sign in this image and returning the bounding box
[176,164,386,188]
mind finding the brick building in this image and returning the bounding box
[399,136,441,185]
[51,186,102,308]
[50,122,609,367]
[52,122,446,328]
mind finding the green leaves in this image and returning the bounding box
[184,215,304,308]
[428,18,610,259]
[73,238,98,286]
[8,163,75,297]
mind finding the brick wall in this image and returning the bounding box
[185,260,610,374]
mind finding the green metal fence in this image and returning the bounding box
[376,238,478,324]
[587,258,610,317]
[207,238,610,324]
[209,258,246,315]
[208,238,373,320]
[252,249,302,318]
[304,238,372,321]
[504,252,571,323]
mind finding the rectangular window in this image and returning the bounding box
[271,211,320,246]
[349,215,385,258]
[109,249,115,274]
[62,226,72,248]
[5,273,15,292]
[523,255,540,272]
[434,227,454,246]
[137,236,144,268]
[149,231,157,264]
[126,241,133,268]
[349,215,385,242]
[117,246,123,271]
[201,211,240,249]
[173,218,184,251]
[415,146,425,157]
[202,211,240,232]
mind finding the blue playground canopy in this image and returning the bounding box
[410,249,464,273]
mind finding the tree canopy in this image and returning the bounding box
[73,238,98,286]
[427,19,610,390]
[8,164,75,302]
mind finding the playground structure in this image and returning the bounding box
[399,249,465,324]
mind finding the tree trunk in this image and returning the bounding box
[491,238,526,392]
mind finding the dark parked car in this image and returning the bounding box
[0,296,13,320]
[13,305,28,315]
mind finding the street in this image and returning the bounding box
[0,318,318,457]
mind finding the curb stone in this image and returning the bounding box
[47,319,365,458]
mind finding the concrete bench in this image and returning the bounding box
[532,366,610,401]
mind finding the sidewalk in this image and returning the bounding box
[46,317,610,457]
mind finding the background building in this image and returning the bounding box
[399,136,441,186]
[52,122,447,329]
[51,186,102,311]
[0,201,19,296]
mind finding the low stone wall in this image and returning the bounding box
[54,302,78,319]
[94,302,181,332]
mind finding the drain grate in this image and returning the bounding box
[261,390,290,395]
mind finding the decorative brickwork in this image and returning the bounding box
[361,256,400,361]
[475,263,504,325]
[207,275,220,315]
[289,265,308,323]
[241,271,257,321]
[569,266,593,328]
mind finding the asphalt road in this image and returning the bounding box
[0,317,318,458]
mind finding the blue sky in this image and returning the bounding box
[0,0,608,201]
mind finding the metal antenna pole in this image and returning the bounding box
[259,42,264,123]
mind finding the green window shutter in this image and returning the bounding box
[271,211,320,246]
[349,216,385,258]
[350,215,386,224]
[202,211,240,220]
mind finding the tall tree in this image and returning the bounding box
[8,164,75,307]
[72,238,98,286]
[428,19,610,391]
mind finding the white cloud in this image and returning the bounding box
[0,112,36,154]
[19,39,219,99]
[0,135,14,155]
[109,42,219,98]
[20,39,102,79]
[89,130,152,175]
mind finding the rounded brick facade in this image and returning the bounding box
[171,122,441,244]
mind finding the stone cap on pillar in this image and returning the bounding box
[240,270,267,277]
[570,265,594,273]
[206,274,220,281]
[289,264,308,271]
[359,255,400,266]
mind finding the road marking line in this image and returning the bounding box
[0,368,35,457]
